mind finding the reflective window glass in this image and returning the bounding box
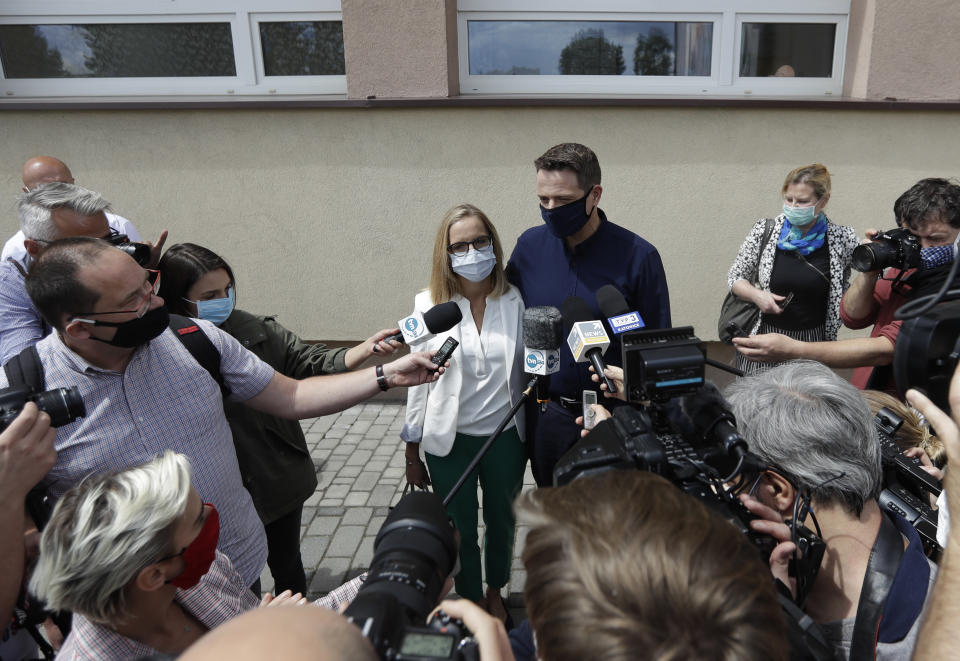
[739,23,836,78]
[0,23,235,78]
[467,21,713,76]
[259,21,345,76]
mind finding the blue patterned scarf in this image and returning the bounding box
[777,213,828,255]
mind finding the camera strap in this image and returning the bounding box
[3,344,45,391]
[849,513,905,661]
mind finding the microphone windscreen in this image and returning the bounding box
[560,296,593,329]
[523,306,563,350]
[597,284,630,318]
[423,301,463,334]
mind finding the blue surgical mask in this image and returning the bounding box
[540,189,594,238]
[450,245,496,282]
[782,203,818,227]
[187,287,235,326]
[920,244,956,270]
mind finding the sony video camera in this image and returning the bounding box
[344,491,478,661]
[851,228,921,272]
[555,326,826,606]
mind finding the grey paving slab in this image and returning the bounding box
[260,403,537,613]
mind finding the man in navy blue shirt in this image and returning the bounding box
[505,142,671,486]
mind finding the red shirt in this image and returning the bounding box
[839,268,913,391]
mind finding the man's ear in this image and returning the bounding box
[591,184,603,204]
[23,239,42,257]
[63,319,92,340]
[757,470,797,518]
[135,562,171,593]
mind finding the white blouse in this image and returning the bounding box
[455,295,515,436]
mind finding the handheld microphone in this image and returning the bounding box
[386,301,462,345]
[561,296,618,394]
[596,284,645,335]
[523,307,563,411]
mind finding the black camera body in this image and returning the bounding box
[851,228,921,272]
[621,326,705,404]
[873,408,942,554]
[0,384,85,432]
[344,491,477,661]
[105,231,151,266]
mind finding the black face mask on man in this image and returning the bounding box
[76,305,171,348]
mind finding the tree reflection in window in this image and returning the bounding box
[259,21,344,76]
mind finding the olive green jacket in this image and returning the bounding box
[220,309,349,524]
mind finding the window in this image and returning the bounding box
[459,1,850,96]
[0,1,345,100]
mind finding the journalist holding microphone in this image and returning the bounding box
[158,243,400,596]
[401,204,526,622]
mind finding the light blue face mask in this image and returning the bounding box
[187,287,235,326]
[782,203,818,227]
[450,245,496,282]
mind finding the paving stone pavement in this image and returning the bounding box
[258,401,537,607]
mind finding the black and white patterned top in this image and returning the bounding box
[726,214,859,341]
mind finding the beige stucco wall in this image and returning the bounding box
[845,0,960,101]
[0,106,957,342]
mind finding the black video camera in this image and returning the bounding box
[0,384,85,432]
[344,491,478,661]
[851,228,921,272]
[873,407,942,554]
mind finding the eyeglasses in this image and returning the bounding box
[447,235,493,255]
[31,228,127,246]
[72,269,161,321]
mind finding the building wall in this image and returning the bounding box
[1,106,957,341]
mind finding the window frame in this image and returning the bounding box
[0,0,346,100]
[458,0,850,97]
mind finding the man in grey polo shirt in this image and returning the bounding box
[2,238,442,588]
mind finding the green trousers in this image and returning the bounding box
[425,426,526,602]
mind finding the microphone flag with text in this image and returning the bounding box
[522,306,563,411]
[561,296,618,394]
[596,284,645,335]
[385,301,463,345]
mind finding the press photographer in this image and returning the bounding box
[728,361,936,660]
[732,178,960,397]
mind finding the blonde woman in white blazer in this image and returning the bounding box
[400,204,526,622]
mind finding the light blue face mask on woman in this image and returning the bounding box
[187,287,235,326]
[782,203,818,227]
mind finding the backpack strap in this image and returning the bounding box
[3,344,45,392]
[168,314,230,397]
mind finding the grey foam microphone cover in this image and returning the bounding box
[523,306,563,350]
[422,301,463,334]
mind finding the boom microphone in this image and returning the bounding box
[596,284,645,335]
[385,301,463,345]
[561,296,618,394]
[523,306,563,411]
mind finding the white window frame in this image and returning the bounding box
[458,0,850,97]
[0,0,345,100]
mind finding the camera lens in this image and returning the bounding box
[31,387,86,427]
[851,241,895,272]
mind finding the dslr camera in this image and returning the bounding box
[0,384,85,432]
[105,230,152,266]
[344,491,478,661]
[851,228,921,272]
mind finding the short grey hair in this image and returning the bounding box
[17,181,111,241]
[725,361,881,514]
[29,451,192,624]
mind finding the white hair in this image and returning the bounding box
[725,360,881,514]
[17,181,111,241]
[29,451,192,624]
